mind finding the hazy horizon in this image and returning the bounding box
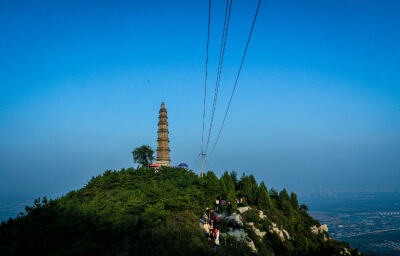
[1,1,399,204]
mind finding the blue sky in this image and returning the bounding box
[0,0,399,203]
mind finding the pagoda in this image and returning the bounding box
[156,102,170,167]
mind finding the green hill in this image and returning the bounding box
[0,167,363,256]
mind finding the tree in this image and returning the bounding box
[300,204,308,211]
[203,171,221,201]
[132,145,154,167]
[278,189,292,212]
[290,192,299,209]
[229,171,239,190]
[238,174,259,205]
[256,182,272,211]
[221,171,235,197]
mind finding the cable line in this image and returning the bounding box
[209,0,262,156]
[205,0,233,154]
[191,154,201,171]
[201,0,212,154]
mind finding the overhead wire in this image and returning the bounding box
[201,0,212,154]
[191,154,201,171]
[205,0,233,154]
[209,0,262,156]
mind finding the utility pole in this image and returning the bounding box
[200,152,206,177]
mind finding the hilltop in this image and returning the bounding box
[0,167,363,256]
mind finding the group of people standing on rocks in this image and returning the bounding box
[202,196,245,246]
[203,209,220,246]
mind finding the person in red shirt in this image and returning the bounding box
[213,228,218,239]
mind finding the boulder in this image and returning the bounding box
[340,247,351,256]
[226,213,243,226]
[258,210,267,219]
[310,225,329,235]
[247,239,257,252]
[269,222,290,241]
[248,222,266,238]
[237,206,251,214]
[310,225,319,235]
[226,229,247,241]
[320,224,328,233]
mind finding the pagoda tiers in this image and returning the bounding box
[156,102,170,167]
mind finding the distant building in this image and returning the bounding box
[156,102,171,167]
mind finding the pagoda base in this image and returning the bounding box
[157,160,170,167]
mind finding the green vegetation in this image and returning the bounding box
[0,167,360,255]
[132,144,154,166]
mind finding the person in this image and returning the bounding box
[239,197,244,207]
[208,229,214,241]
[205,214,209,223]
[227,201,232,216]
[221,199,226,206]
[204,221,210,234]
[215,198,220,211]
[210,209,214,221]
[213,228,220,246]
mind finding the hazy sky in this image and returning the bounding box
[0,0,399,202]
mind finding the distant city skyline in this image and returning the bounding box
[0,0,399,202]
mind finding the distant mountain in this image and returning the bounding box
[0,167,363,256]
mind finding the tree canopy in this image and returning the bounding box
[132,144,154,166]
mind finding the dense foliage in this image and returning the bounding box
[132,145,154,167]
[0,167,360,255]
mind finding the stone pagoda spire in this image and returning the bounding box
[156,102,170,167]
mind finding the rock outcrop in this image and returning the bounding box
[237,206,290,241]
[225,213,243,226]
[310,224,329,241]
[270,222,290,241]
[237,206,251,214]
[310,224,328,234]
[248,222,266,238]
[340,247,352,256]
[200,207,352,254]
